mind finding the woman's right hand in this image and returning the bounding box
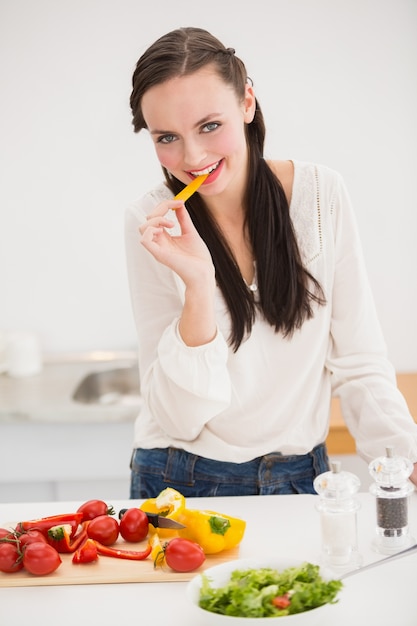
[139,199,216,290]
[140,199,218,346]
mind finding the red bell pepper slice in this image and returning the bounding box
[47,525,87,553]
[72,538,98,564]
[94,540,151,561]
[17,513,83,538]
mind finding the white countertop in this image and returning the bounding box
[1,492,417,626]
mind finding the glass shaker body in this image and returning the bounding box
[369,447,414,554]
[314,462,362,573]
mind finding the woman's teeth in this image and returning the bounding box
[190,161,220,177]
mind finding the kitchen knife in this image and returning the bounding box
[118,508,185,529]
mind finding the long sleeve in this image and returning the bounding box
[124,188,231,441]
[325,172,417,463]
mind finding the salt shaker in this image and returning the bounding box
[314,461,362,573]
[369,446,414,554]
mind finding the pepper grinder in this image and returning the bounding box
[314,461,362,573]
[369,446,414,554]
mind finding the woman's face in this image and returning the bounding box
[141,66,256,200]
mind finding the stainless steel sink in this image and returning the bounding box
[72,365,141,407]
[0,351,143,423]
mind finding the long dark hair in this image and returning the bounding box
[130,27,325,351]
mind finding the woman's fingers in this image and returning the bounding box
[172,203,197,235]
[139,199,183,235]
[139,215,174,236]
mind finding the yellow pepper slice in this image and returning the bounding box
[174,173,208,202]
[148,532,165,567]
[177,509,246,554]
[140,487,186,538]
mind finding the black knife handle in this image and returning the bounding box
[143,512,160,527]
[118,508,128,520]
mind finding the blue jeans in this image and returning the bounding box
[129,444,329,498]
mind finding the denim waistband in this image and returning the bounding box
[130,443,330,498]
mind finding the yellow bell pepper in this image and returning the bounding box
[140,487,186,538]
[148,532,165,567]
[177,509,246,554]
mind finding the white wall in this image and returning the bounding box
[1,0,416,369]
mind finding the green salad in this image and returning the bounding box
[198,562,343,618]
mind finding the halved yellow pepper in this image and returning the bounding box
[140,487,186,538]
[177,509,246,554]
[148,532,165,566]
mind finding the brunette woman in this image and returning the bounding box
[125,27,417,498]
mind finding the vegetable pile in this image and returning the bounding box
[0,489,246,577]
[198,562,343,617]
[0,504,151,576]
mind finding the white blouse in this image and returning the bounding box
[124,160,417,464]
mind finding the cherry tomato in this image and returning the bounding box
[272,594,291,609]
[23,542,62,576]
[119,508,149,543]
[0,528,14,541]
[86,515,119,546]
[164,537,205,573]
[19,530,48,549]
[0,542,23,573]
[77,499,115,521]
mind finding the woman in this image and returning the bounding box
[125,27,417,498]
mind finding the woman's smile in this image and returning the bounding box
[188,159,224,185]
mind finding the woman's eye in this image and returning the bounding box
[157,134,176,144]
[202,122,219,133]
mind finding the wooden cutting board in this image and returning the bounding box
[0,528,240,587]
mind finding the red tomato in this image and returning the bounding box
[86,515,119,546]
[164,537,205,572]
[23,542,62,576]
[77,499,114,521]
[119,508,149,543]
[0,528,14,541]
[272,594,291,609]
[0,542,23,573]
[19,530,48,549]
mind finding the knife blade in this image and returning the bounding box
[118,508,185,529]
[340,542,417,580]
